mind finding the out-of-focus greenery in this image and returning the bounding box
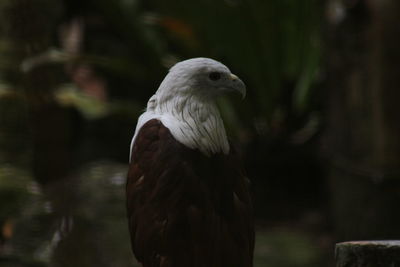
[255,229,324,267]
[0,0,327,266]
[88,0,323,130]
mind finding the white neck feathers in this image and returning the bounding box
[158,94,229,156]
[131,92,229,158]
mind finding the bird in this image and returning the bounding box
[126,58,254,267]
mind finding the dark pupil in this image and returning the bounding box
[209,72,221,81]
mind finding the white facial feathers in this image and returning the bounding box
[130,58,245,159]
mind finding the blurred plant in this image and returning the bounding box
[140,0,323,137]
[254,228,325,267]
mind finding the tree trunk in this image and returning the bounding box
[326,0,400,240]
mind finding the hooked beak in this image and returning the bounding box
[229,74,246,99]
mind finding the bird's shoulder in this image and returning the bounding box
[127,118,174,195]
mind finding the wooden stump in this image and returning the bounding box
[335,241,400,267]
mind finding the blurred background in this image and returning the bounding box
[1,0,400,266]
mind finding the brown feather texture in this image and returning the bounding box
[126,58,254,267]
[127,120,254,267]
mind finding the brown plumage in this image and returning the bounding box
[126,119,254,267]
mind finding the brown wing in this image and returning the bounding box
[126,119,254,267]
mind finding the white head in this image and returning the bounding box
[156,57,246,105]
[132,58,246,158]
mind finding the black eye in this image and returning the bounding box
[208,72,221,81]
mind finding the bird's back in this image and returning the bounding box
[127,119,254,267]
